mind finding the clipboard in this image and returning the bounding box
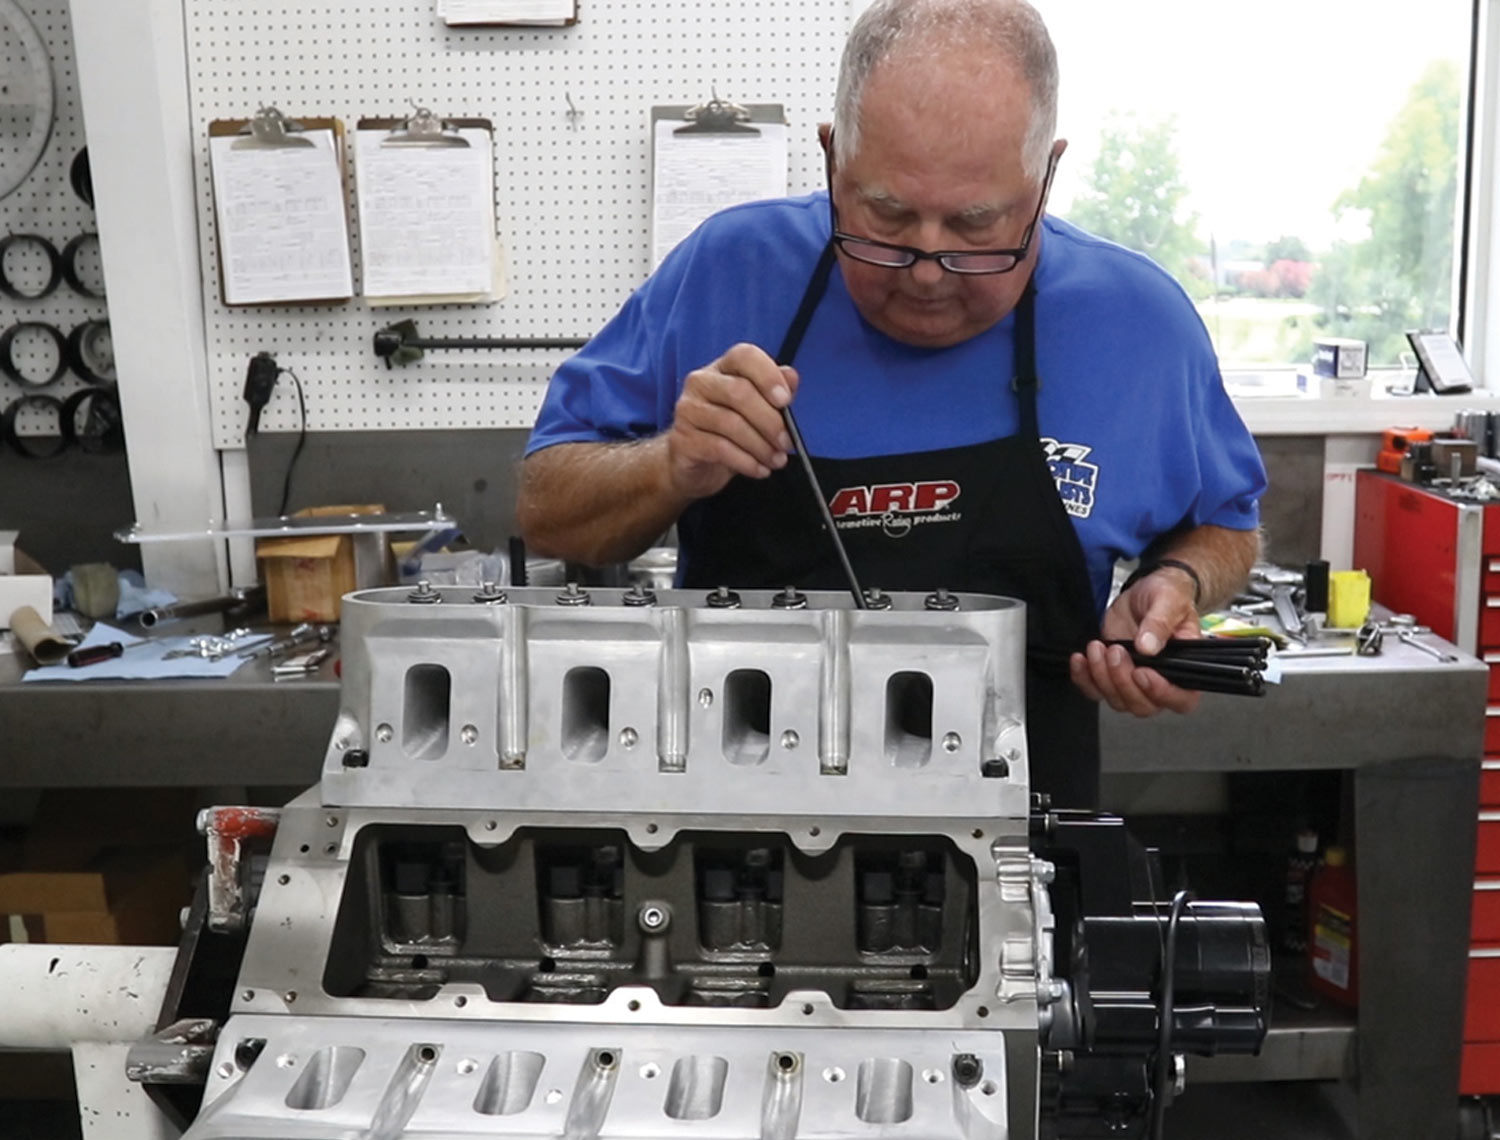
[208,111,354,307]
[354,113,506,306]
[649,99,789,271]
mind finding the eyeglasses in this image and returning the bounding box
[827,151,1058,276]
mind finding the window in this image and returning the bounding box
[1039,0,1472,375]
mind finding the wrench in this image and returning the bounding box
[1394,627,1457,662]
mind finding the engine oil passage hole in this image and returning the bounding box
[884,672,934,769]
[404,664,452,761]
[563,667,611,763]
[977,1005,990,1018]
[417,1045,439,1064]
[776,1052,798,1073]
[723,669,771,766]
[594,1050,617,1069]
[628,999,641,1011]
[802,1003,814,1015]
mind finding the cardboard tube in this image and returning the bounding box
[10,605,71,666]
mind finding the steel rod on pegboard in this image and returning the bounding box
[374,320,587,367]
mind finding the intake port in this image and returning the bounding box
[474,1052,546,1116]
[284,1046,365,1111]
[664,1055,729,1120]
[562,667,611,763]
[722,669,771,766]
[884,672,933,769]
[403,664,452,761]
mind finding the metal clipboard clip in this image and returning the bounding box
[676,95,761,136]
[233,106,315,149]
[381,105,471,148]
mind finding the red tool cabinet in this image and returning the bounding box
[1353,470,1500,1093]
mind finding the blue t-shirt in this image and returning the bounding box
[527,192,1267,613]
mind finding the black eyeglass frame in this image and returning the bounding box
[825,143,1060,276]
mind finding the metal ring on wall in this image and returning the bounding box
[61,232,105,299]
[60,383,123,453]
[1,393,68,459]
[0,321,68,388]
[70,147,93,208]
[65,319,114,386]
[0,233,63,301]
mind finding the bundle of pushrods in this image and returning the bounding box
[1105,635,1271,698]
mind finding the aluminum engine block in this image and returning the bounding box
[171,585,1266,1140]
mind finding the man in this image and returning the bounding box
[518,0,1266,807]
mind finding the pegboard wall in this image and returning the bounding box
[0,0,109,439]
[185,1,849,450]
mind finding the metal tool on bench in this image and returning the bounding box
[65,637,152,668]
[237,622,332,660]
[137,585,267,629]
[1356,614,1458,663]
[1249,565,1306,642]
[162,628,270,661]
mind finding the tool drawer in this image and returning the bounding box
[1462,1042,1500,1094]
[1482,814,1500,875]
[1466,951,1500,1041]
[1477,881,1500,943]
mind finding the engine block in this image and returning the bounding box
[170,585,1267,1140]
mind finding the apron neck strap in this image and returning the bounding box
[776,240,838,366]
[1012,281,1040,440]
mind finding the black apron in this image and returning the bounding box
[680,243,1102,807]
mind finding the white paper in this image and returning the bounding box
[439,0,573,25]
[355,127,500,300]
[0,575,53,628]
[651,119,789,270]
[208,130,354,305]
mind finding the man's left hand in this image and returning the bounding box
[1069,568,1202,717]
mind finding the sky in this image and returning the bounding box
[1029,0,1470,250]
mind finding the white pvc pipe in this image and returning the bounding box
[0,944,176,1049]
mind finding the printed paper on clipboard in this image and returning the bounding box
[650,102,788,271]
[208,114,354,306]
[354,115,507,306]
[437,0,576,26]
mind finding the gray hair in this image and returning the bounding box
[833,0,1059,183]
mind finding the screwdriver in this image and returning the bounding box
[66,638,150,668]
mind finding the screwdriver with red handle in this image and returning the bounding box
[66,638,151,667]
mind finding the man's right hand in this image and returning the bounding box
[664,342,798,500]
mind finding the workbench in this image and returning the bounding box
[0,631,1486,1140]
